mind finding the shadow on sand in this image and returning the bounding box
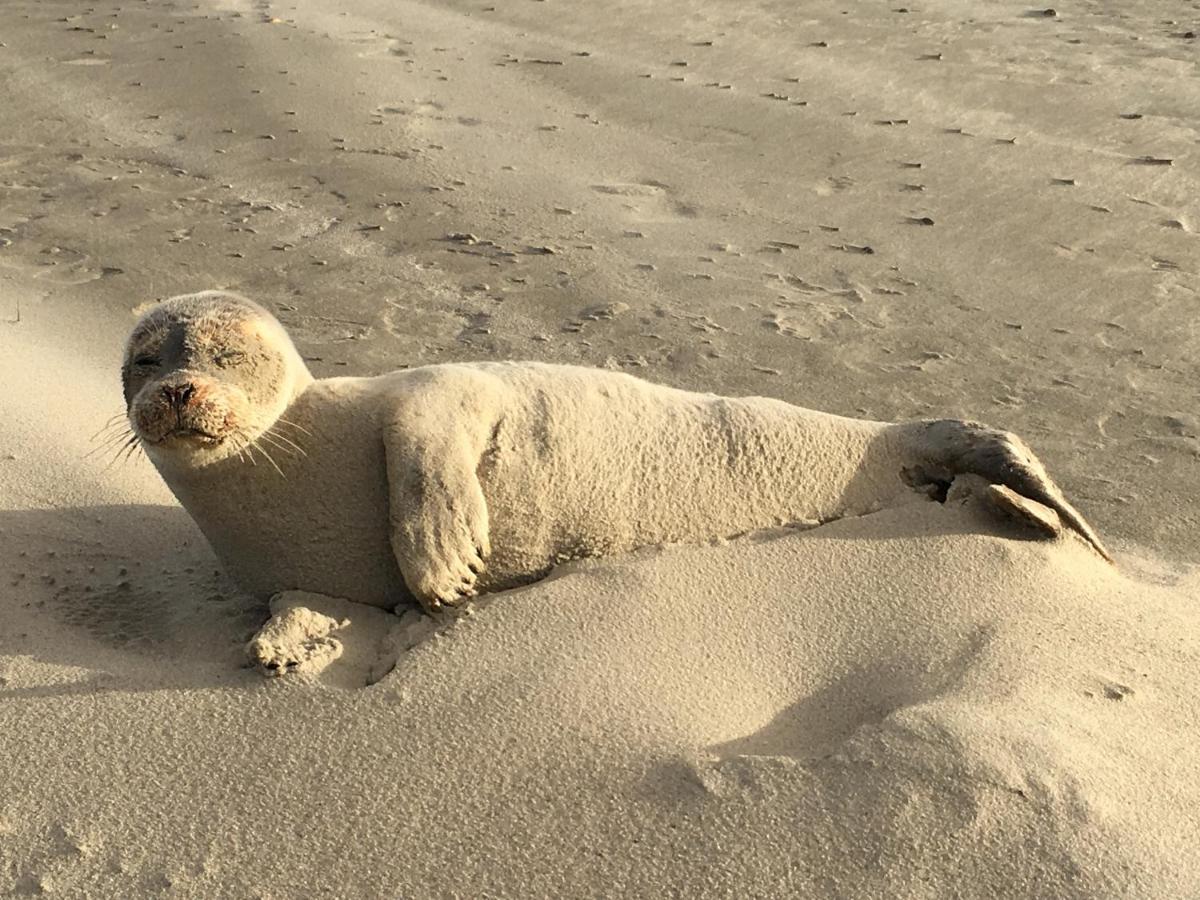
[0,503,268,698]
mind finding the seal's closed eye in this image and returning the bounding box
[215,349,247,367]
[133,355,161,369]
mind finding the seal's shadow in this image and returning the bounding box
[0,503,269,696]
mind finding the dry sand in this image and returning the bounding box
[1,0,1198,896]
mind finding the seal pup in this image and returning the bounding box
[121,291,1110,671]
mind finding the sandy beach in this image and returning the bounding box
[1,0,1198,896]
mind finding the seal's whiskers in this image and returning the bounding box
[101,434,143,470]
[228,431,257,467]
[91,413,130,441]
[252,441,286,478]
[262,427,306,457]
[119,439,144,465]
[274,417,313,437]
[232,428,286,478]
[88,427,137,459]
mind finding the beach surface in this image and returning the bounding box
[1,0,1198,896]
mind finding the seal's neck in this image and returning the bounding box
[287,365,316,403]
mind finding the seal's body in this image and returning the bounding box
[160,365,927,609]
[125,291,1110,619]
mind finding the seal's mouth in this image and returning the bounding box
[129,376,248,454]
[153,426,227,447]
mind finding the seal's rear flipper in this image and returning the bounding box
[909,419,1113,563]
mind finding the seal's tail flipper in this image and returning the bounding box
[903,419,1113,563]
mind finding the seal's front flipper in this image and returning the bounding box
[383,378,497,614]
[246,595,349,677]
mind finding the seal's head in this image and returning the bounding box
[123,291,313,466]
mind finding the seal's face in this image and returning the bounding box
[123,291,311,466]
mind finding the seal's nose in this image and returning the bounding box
[161,382,196,409]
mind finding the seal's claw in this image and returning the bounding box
[395,508,489,612]
[438,582,478,610]
[388,440,491,614]
[405,557,482,613]
[245,607,348,677]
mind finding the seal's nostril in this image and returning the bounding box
[162,383,197,407]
